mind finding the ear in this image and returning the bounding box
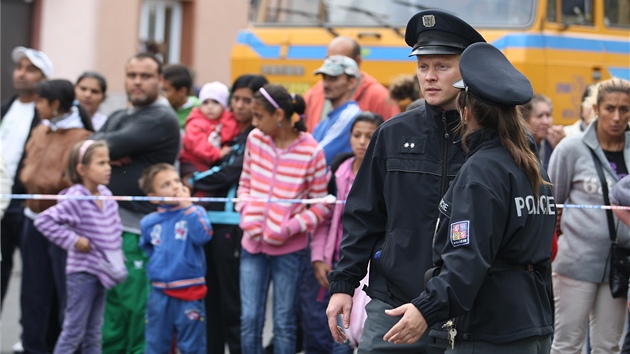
[274,108,285,125]
[51,99,61,112]
[592,103,598,116]
[76,163,86,177]
[463,106,472,122]
[349,76,359,89]
[177,86,189,96]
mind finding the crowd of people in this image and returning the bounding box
[0,8,629,354]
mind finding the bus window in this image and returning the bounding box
[548,0,595,25]
[568,0,593,24]
[604,0,630,27]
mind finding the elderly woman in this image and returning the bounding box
[519,94,564,171]
[548,77,630,354]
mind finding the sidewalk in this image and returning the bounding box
[0,252,276,354]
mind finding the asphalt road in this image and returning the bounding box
[0,252,278,354]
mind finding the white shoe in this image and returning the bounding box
[12,340,24,353]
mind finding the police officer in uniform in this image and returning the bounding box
[326,10,485,354]
[382,43,556,353]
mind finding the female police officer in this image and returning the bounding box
[381,42,556,353]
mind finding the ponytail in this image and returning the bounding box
[76,103,95,132]
[457,91,548,197]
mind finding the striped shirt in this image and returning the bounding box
[238,129,331,256]
[34,184,123,288]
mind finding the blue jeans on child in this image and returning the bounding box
[54,272,106,354]
[240,248,305,354]
[145,288,207,354]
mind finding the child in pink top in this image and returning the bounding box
[180,81,239,175]
[237,84,330,353]
[310,112,383,351]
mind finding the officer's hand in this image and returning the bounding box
[383,303,427,345]
[326,293,353,344]
[312,261,331,288]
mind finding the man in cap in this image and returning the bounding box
[326,10,484,353]
[0,46,51,351]
[311,55,363,165]
[304,36,400,132]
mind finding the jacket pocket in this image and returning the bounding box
[239,202,263,241]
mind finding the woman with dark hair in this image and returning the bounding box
[75,71,108,130]
[19,79,95,353]
[378,43,555,353]
[238,83,330,354]
[549,78,630,353]
[188,74,268,354]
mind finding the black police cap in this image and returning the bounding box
[453,43,533,106]
[405,10,485,56]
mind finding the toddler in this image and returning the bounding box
[180,81,239,175]
[138,163,213,353]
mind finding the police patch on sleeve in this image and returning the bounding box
[450,220,470,247]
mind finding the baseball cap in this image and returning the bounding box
[313,55,360,78]
[12,46,53,78]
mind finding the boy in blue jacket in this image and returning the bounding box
[139,163,213,353]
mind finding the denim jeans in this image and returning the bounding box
[240,248,305,354]
[299,247,334,354]
[54,272,106,354]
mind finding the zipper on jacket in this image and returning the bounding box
[440,111,450,198]
[260,150,280,238]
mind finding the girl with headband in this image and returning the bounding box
[35,139,125,352]
[237,83,330,353]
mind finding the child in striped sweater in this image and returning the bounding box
[35,139,125,353]
[237,84,331,353]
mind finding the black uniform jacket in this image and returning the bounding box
[412,128,555,344]
[328,102,465,306]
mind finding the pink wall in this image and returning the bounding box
[191,0,248,87]
[36,0,247,114]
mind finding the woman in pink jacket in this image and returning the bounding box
[311,112,383,351]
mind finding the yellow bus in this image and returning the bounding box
[231,0,629,125]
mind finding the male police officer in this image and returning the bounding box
[383,42,555,353]
[326,10,485,353]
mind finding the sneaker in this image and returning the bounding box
[12,340,24,353]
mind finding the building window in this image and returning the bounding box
[139,0,182,63]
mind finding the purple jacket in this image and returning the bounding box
[35,184,123,288]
